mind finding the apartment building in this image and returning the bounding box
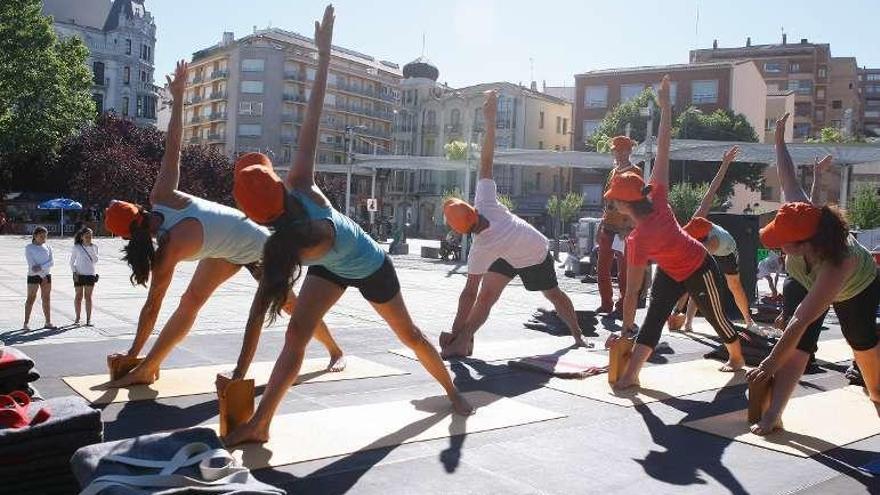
[574,60,768,150]
[184,28,400,169]
[43,0,158,126]
[690,36,862,140]
[861,68,880,137]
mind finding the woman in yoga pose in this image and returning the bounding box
[604,75,745,390]
[101,59,344,389]
[746,112,880,434]
[224,5,472,446]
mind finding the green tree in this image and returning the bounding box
[667,182,709,225]
[587,89,656,151]
[444,140,477,161]
[0,0,94,157]
[547,193,585,225]
[848,185,880,230]
[805,127,865,144]
[497,194,516,211]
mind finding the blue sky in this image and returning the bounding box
[149,0,880,88]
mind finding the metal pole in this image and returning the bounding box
[840,164,851,209]
[370,168,377,225]
[345,126,353,216]
[554,167,562,260]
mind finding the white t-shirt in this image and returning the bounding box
[70,243,99,276]
[467,179,549,274]
[25,244,53,276]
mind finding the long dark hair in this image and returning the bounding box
[806,205,849,266]
[259,195,326,323]
[31,226,48,243]
[122,213,156,286]
[74,227,92,246]
[623,184,655,217]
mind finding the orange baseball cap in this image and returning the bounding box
[683,217,712,240]
[443,198,478,234]
[610,136,636,152]
[105,200,143,239]
[233,153,286,224]
[759,202,822,248]
[604,172,646,202]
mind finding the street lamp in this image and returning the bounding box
[345,124,367,217]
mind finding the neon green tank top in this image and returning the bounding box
[785,235,876,302]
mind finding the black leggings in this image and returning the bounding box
[637,256,740,348]
[785,274,880,353]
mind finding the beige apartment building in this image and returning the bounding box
[691,36,862,140]
[183,28,401,171]
[860,67,880,137]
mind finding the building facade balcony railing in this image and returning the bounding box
[331,102,393,121]
[283,93,307,103]
[207,112,227,121]
[329,81,397,103]
[189,116,203,124]
[138,82,160,94]
[206,133,224,142]
[208,91,227,101]
[282,113,302,123]
[189,136,201,143]
[191,75,204,84]
[281,135,297,144]
[284,71,305,81]
[188,95,203,105]
[210,69,229,80]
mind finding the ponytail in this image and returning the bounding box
[807,205,849,266]
[122,218,156,286]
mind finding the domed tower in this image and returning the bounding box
[402,56,439,81]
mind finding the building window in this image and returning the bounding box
[238,124,262,137]
[241,81,264,94]
[121,96,129,116]
[140,70,146,82]
[867,74,880,81]
[816,88,825,100]
[496,96,515,129]
[123,66,130,84]
[92,93,103,114]
[581,183,602,206]
[815,108,825,121]
[691,80,718,104]
[556,116,562,133]
[620,83,644,103]
[143,95,156,119]
[539,111,544,129]
[793,123,811,138]
[126,39,131,55]
[787,79,813,95]
[760,184,777,201]
[765,118,776,132]
[865,110,880,119]
[794,102,812,117]
[239,101,263,115]
[832,100,842,109]
[584,85,608,108]
[450,108,460,126]
[136,96,143,117]
[652,81,678,103]
[92,61,105,85]
[818,66,828,78]
[562,118,568,135]
[241,58,265,72]
[554,144,560,152]
[763,62,784,73]
[789,63,801,73]
[583,119,600,138]
[538,140,544,150]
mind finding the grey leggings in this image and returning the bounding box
[636,256,740,348]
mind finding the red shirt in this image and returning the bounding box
[626,183,707,282]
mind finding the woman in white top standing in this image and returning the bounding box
[24,226,54,330]
[70,227,99,326]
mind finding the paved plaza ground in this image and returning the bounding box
[0,235,877,494]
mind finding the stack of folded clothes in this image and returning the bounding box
[0,395,103,494]
[72,428,284,494]
[0,346,41,397]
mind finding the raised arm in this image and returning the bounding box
[287,5,334,189]
[809,155,833,204]
[651,75,672,187]
[692,146,739,219]
[479,91,497,180]
[150,60,188,206]
[773,113,809,203]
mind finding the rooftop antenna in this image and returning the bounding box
[421,32,426,58]
[694,1,700,48]
[529,57,534,83]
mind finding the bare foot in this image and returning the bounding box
[22,323,30,331]
[95,366,158,390]
[327,353,347,372]
[441,334,472,359]
[450,392,474,416]
[612,376,640,392]
[719,358,745,372]
[223,421,269,447]
[750,417,783,436]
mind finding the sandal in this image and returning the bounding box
[0,391,51,429]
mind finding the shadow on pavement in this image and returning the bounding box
[0,324,78,345]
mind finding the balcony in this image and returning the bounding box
[283,93,306,103]
[189,136,201,144]
[281,135,297,144]
[93,77,110,87]
[139,82,160,94]
[210,69,229,80]
[207,112,227,121]
[282,113,302,123]
[208,91,227,101]
[331,102,394,121]
[187,95,203,105]
[189,116,203,124]
[284,71,304,81]
[206,133,225,142]
[191,75,204,84]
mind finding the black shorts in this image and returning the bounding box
[307,254,400,304]
[714,253,739,275]
[74,274,98,287]
[487,252,558,292]
[27,274,51,285]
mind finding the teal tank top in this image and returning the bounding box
[290,190,386,279]
[153,193,269,265]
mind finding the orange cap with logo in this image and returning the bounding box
[104,201,144,239]
[443,198,478,234]
[233,152,286,224]
[610,135,636,152]
[759,202,822,248]
[683,217,712,240]
[603,172,646,202]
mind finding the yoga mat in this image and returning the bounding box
[215,390,565,469]
[813,339,853,364]
[509,348,609,378]
[63,356,408,405]
[545,358,748,407]
[682,386,880,457]
[391,337,580,363]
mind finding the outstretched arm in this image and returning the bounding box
[150,60,188,206]
[692,146,739,219]
[809,155,833,204]
[287,5,334,189]
[774,113,809,203]
[479,91,497,180]
[127,254,177,356]
[232,283,271,379]
[651,75,672,187]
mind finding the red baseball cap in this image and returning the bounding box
[760,202,822,248]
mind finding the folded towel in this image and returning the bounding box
[0,453,78,477]
[0,369,41,394]
[0,396,101,447]
[2,473,79,495]
[0,347,35,379]
[0,428,102,462]
[72,428,284,494]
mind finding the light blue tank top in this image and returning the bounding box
[153,193,269,265]
[709,224,737,257]
[290,190,385,279]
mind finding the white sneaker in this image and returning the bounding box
[746,322,760,335]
